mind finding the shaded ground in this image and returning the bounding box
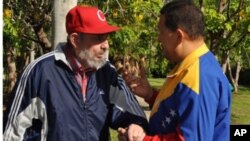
[135,96,151,120]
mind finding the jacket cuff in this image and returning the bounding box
[144,89,158,109]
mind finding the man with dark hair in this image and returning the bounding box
[3,6,148,141]
[119,1,231,141]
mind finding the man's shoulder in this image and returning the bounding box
[23,52,55,74]
[95,61,119,82]
[100,61,117,72]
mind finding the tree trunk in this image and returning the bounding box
[246,52,250,68]
[199,0,204,10]
[221,51,229,73]
[227,57,235,92]
[234,61,241,93]
[30,42,36,62]
[7,62,17,94]
[218,0,228,13]
[33,25,52,53]
[227,57,241,93]
[52,0,77,47]
[6,48,17,94]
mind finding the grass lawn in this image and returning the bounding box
[148,78,166,89]
[110,129,119,141]
[110,78,250,140]
[231,85,250,124]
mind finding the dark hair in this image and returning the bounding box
[160,0,205,40]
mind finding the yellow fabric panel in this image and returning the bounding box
[180,60,200,94]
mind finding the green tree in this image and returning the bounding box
[200,0,250,93]
[3,0,53,95]
[3,0,250,96]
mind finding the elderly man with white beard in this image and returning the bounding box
[3,6,148,141]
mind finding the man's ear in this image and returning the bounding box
[176,28,185,43]
[68,33,79,48]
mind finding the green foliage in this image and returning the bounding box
[204,9,227,33]
[81,0,167,77]
[4,0,250,78]
[201,0,250,71]
[106,0,162,58]
[107,0,166,76]
[3,0,53,61]
[3,8,22,50]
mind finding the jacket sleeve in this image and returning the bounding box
[142,83,199,141]
[144,89,158,109]
[3,64,47,141]
[108,73,148,130]
[143,129,184,141]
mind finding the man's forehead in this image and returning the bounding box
[158,15,165,28]
[80,33,108,37]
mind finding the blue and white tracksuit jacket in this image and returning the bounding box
[3,43,148,141]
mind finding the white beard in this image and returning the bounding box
[78,49,109,69]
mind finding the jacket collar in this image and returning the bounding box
[167,43,209,78]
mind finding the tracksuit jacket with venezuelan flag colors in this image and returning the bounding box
[3,43,148,141]
[144,44,231,141]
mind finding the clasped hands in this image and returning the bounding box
[117,66,152,141]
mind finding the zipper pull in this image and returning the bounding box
[83,101,88,110]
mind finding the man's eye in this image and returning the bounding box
[97,35,108,41]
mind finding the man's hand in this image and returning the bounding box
[118,127,128,141]
[118,124,146,141]
[122,65,153,100]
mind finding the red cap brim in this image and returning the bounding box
[80,25,120,34]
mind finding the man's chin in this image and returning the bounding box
[87,59,107,69]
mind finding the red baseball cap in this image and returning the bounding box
[66,6,120,34]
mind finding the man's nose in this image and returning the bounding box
[101,40,109,49]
